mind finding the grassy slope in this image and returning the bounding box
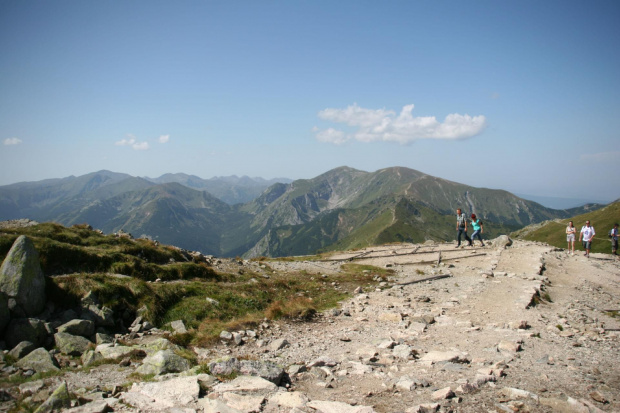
[0,222,389,344]
[513,201,620,254]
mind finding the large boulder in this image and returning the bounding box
[5,318,47,348]
[57,319,95,338]
[8,340,36,360]
[0,235,46,317]
[81,305,115,327]
[136,349,191,376]
[239,360,284,385]
[493,235,513,249]
[54,332,92,356]
[0,292,9,335]
[95,344,135,360]
[208,358,285,385]
[34,381,71,413]
[81,349,104,367]
[14,347,59,373]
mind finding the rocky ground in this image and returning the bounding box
[2,238,619,412]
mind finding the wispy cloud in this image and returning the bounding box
[3,137,22,146]
[158,134,170,144]
[580,151,620,162]
[313,127,347,145]
[115,134,150,151]
[314,103,487,145]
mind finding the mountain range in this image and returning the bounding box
[0,167,602,258]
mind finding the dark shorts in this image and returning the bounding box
[582,241,592,250]
[613,239,618,250]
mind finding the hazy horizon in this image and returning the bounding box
[0,166,614,210]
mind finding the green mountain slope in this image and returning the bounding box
[60,183,236,255]
[232,166,580,257]
[512,201,620,254]
[1,166,608,258]
[0,171,153,221]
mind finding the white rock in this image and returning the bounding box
[202,398,243,413]
[269,338,289,351]
[221,393,265,412]
[431,387,454,400]
[212,375,278,396]
[265,391,309,410]
[307,400,377,413]
[419,351,470,364]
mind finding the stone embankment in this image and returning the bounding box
[0,235,619,412]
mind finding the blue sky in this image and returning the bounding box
[1,1,619,203]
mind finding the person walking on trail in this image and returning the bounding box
[566,221,576,255]
[610,223,619,256]
[579,220,595,258]
[470,214,485,247]
[455,208,473,248]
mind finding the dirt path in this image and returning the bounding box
[230,240,620,412]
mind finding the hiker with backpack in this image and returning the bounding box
[470,214,485,247]
[610,223,619,256]
[455,208,473,248]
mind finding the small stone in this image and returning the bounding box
[170,320,187,334]
[431,387,454,400]
[269,338,289,351]
[589,391,607,403]
[498,340,521,353]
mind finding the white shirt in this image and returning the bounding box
[580,225,595,241]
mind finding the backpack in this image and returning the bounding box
[610,229,614,239]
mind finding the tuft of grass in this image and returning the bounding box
[265,297,316,320]
[168,332,195,347]
[556,324,564,331]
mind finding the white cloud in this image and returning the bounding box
[3,137,22,145]
[158,134,170,144]
[314,103,487,145]
[580,151,620,162]
[115,134,150,150]
[314,127,348,145]
[132,142,150,150]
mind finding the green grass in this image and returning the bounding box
[11,222,388,346]
[514,201,620,255]
[0,223,216,280]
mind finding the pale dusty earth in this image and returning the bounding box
[4,238,620,413]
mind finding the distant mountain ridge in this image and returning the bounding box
[0,167,605,258]
[144,173,292,205]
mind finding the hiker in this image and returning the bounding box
[455,208,473,248]
[470,214,485,247]
[579,220,595,258]
[566,221,576,255]
[611,223,619,256]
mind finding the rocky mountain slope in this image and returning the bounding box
[144,173,292,205]
[1,232,618,412]
[235,166,589,257]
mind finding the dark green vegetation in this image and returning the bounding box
[0,223,390,344]
[0,167,604,258]
[0,223,216,280]
[513,201,620,255]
